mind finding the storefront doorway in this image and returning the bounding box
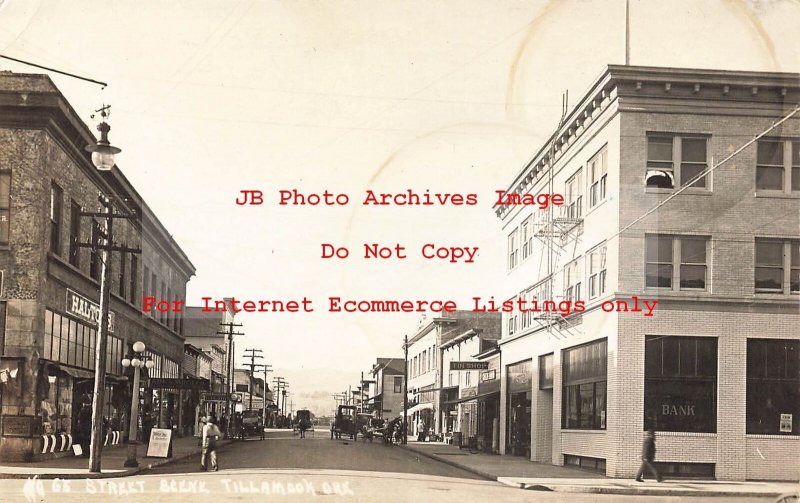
[506,360,532,457]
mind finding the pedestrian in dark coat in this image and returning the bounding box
[635,429,663,482]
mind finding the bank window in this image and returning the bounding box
[747,339,800,435]
[565,169,583,219]
[69,201,81,267]
[539,353,553,390]
[587,244,607,299]
[646,135,709,189]
[50,183,63,255]
[508,228,519,270]
[0,171,10,244]
[564,258,582,301]
[521,217,531,260]
[756,139,800,193]
[646,235,709,291]
[644,336,717,432]
[562,339,607,430]
[755,238,799,294]
[588,147,607,209]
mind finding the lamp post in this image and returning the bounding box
[82,107,124,473]
[121,341,154,468]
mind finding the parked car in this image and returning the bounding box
[331,405,358,440]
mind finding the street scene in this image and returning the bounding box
[0,0,799,502]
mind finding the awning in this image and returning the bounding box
[59,366,95,380]
[445,390,500,405]
[406,402,434,416]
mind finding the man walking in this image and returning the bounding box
[635,429,663,482]
[201,415,222,471]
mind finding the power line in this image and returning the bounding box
[0,53,107,87]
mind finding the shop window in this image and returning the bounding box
[0,171,10,244]
[539,353,553,390]
[506,360,532,456]
[562,339,607,430]
[644,336,717,432]
[50,182,63,255]
[755,238,799,294]
[746,339,800,435]
[69,201,81,267]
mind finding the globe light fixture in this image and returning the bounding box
[85,108,121,171]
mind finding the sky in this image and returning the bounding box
[1,0,799,416]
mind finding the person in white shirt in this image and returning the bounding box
[201,415,222,471]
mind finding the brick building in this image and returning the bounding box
[405,311,500,439]
[0,72,195,461]
[496,65,800,480]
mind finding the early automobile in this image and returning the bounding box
[331,405,358,440]
[240,410,264,440]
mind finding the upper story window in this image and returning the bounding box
[564,258,582,301]
[587,243,607,299]
[118,253,127,298]
[507,227,519,270]
[645,234,709,291]
[0,171,10,245]
[393,376,403,393]
[588,147,608,208]
[646,135,708,189]
[565,168,583,218]
[89,222,102,281]
[50,183,63,255]
[755,238,799,294]
[756,139,800,193]
[69,201,81,267]
[521,217,531,260]
[129,255,138,304]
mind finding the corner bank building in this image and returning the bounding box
[497,65,800,481]
[0,73,195,461]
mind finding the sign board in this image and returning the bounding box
[480,369,497,382]
[72,444,83,456]
[66,289,115,332]
[2,415,36,437]
[450,361,489,371]
[149,378,209,390]
[146,428,172,458]
[780,413,793,433]
[201,392,229,402]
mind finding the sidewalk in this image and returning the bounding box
[0,435,232,479]
[400,440,800,498]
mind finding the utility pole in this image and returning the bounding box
[77,194,140,473]
[360,372,364,413]
[403,334,408,445]
[272,376,287,424]
[242,348,263,411]
[218,321,243,435]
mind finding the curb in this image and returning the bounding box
[0,440,235,480]
[399,448,791,499]
[516,483,787,498]
[397,444,495,481]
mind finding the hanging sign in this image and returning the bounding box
[66,289,115,332]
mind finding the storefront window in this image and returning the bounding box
[644,336,717,432]
[562,339,607,430]
[506,360,531,456]
[539,353,553,390]
[747,339,800,435]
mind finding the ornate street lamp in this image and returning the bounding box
[121,341,154,468]
[85,106,121,171]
